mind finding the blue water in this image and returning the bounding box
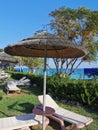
[14,66,93,80]
[14,66,29,73]
[33,68,93,80]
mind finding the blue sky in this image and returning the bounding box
[0,0,98,68]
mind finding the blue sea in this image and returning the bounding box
[33,68,94,80]
[14,66,94,80]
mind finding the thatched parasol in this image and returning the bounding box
[4,31,87,130]
[0,51,18,63]
[4,31,86,58]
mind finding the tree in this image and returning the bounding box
[0,49,3,52]
[49,7,98,76]
[19,57,44,71]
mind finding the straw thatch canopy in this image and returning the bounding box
[4,31,87,58]
[0,51,18,63]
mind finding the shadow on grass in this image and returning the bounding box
[84,106,98,121]
[0,83,6,90]
[20,85,43,96]
[0,96,3,100]
[0,110,9,117]
[18,102,34,113]
[8,102,34,114]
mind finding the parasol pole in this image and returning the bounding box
[42,46,47,130]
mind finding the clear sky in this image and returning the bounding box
[0,0,98,68]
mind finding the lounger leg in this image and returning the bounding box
[48,115,66,130]
[45,117,50,128]
[6,89,9,94]
[19,126,31,130]
[71,124,77,130]
[37,117,49,130]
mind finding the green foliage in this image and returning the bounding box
[47,76,98,107]
[0,82,97,130]
[0,49,3,52]
[49,6,98,76]
[20,57,44,69]
[6,71,98,108]
[0,71,97,129]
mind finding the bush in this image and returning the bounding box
[47,76,98,108]
[7,71,98,108]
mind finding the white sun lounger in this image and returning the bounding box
[5,80,21,94]
[38,94,93,130]
[0,71,10,81]
[0,113,49,130]
[17,78,31,86]
[10,77,31,86]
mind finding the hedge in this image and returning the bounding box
[7,71,98,108]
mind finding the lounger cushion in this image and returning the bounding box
[0,113,42,130]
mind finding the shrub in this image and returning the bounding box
[7,71,98,108]
[47,76,98,108]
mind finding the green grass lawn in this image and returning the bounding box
[0,83,97,130]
